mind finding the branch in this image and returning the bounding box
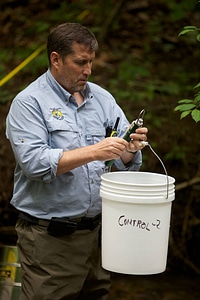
[98,0,126,43]
[175,177,200,191]
[170,234,200,274]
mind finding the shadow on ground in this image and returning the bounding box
[108,270,200,300]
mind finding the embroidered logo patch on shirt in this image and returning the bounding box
[51,108,64,120]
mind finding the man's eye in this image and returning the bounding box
[76,60,92,66]
[76,61,86,65]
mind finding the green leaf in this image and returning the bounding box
[179,28,197,36]
[178,30,191,36]
[178,99,193,104]
[175,103,196,112]
[194,94,200,102]
[174,106,181,111]
[196,33,200,42]
[183,26,198,30]
[194,82,200,89]
[191,109,200,122]
[180,111,191,119]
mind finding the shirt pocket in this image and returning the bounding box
[46,119,79,149]
[85,128,105,145]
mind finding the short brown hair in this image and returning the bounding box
[47,23,98,62]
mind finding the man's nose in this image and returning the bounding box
[83,63,92,75]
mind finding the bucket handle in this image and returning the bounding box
[143,142,169,199]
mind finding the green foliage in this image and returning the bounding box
[175,26,200,123]
[179,25,200,42]
[175,96,200,123]
[165,144,188,161]
[0,88,16,105]
[166,1,197,21]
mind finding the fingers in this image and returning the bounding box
[108,137,128,152]
[135,127,148,134]
[130,139,146,150]
[129,127,148,141]
[128,127,148,151]
[95,137,128,161]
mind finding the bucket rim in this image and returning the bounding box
[100,189,175,203]
[101,171,175,187]
[101,181,175,191]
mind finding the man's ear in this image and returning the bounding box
[50,52,61,69]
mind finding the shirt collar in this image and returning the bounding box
[46,69,93,103]
[46,69,71,102]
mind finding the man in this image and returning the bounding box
[6,23,148,300]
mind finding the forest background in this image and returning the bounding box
[0,0,200,299]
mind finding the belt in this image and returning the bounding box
[19,212,101,235]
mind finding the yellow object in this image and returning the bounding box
[0,10,90,87]
[0,44,46,87]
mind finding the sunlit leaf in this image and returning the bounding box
[194,82,200,89]
[191,109,200,122]
[183,25,198,30]
[180,111,191,119]
[194,94,200,102]
[179,30,192,36]
[179,27,197,36]
[174,103,196,111]
[178,99,193,104]
[196,33,200,42]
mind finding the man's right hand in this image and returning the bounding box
[92,137,129,161]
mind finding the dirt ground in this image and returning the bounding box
[108,271,200,300]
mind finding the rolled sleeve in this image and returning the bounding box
[42,149,63,183]
[6,96,63,183]
[114,151,142,171]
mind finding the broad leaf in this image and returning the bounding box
[183,26,198,30]
[194,82,200,89]
[178,99,193,104]
[179,27,197,36]
[194,94,200,102]
[196,33,200,42]
[191,109,200,123]
[180,111,191,119]
[175,103,196,112]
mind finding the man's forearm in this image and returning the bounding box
[56,146,96,176]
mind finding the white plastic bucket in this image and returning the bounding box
[100,171,175,275]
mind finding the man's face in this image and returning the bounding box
[50,42,95,94]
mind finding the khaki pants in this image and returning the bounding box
[16,219,110,300]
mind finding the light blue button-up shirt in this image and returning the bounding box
[6,69,142,219]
